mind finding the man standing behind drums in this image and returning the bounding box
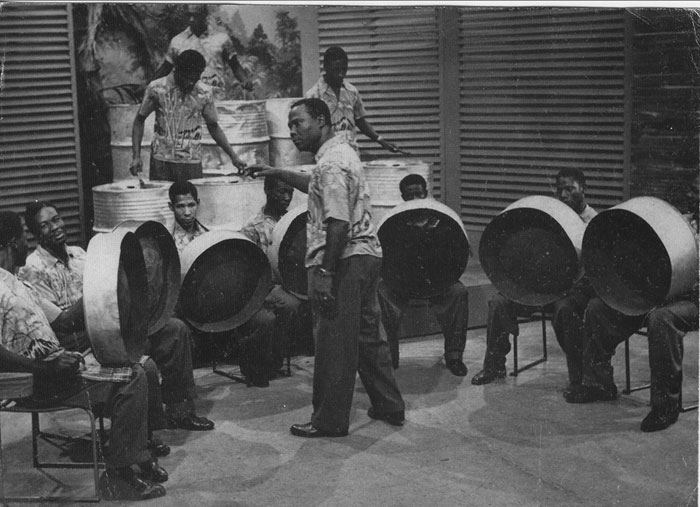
[246,98,405,436]
[567,177,699,432]
[168,182,276,388]
[242,177,310,375]
[0,211,167,501]
[472,168,598,392]
[153,4,253,100]
[19,201,215,431]
[305,46,405,155]
[377,174,469,377]
[130,50,247,183]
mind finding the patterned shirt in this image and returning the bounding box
[305,77,368,150]
[19,245,86,311]
[172,219,209,255]
[579,204,597,225]
[138,74,218,163]
[306,136,382,267]
[242,206,281,283]
[165,26,236,99]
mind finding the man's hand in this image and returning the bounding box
[312,271,336,318]
[46,352,81,377]
[242,164,274,179]
[129,157,143,176]
[378,138,412,156]
[230,154,247,175]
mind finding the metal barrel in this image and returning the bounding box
[178,230,272,333]
[582,196,698,316]
[269,204,308,300]
[108,104,155,181]
[378,199,469,299]
[92,180,173,234]
[479,195,586,307]
[265,98,315,167]
[83,229,149,365]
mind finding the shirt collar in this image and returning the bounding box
[35,244,72,267]
[315,135,344,162]
[319,76,348,95]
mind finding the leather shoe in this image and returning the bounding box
[148,438,170,457]
[248,373,270,388]
[167,413,215,431]
[563,384,618,404]
[640,406,679,432]
[471,367,506,385]
[290,422,348,438]
[446,359,468,377]
[368,406,405,426]
[99,468,166,501]
[138,458,168,483]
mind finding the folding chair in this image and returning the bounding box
[511,308,549,377]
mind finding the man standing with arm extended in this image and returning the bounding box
[247,98,405,436]
[130,49,246,182]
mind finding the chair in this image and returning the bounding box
[0,373,103,503]
[511,308,549,377]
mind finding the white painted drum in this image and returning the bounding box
[265,98,315,167]
[108,104,155,181]
[92,180,173,234]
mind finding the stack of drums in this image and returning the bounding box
[201,100,270,174]
[92,180,173,234]
[108,104,155,181]
[265,98,315,167]
[362,158,431,225]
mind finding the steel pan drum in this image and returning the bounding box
[83,229,149,365]
[582,196,698,316]
[112,221,181,335]
[179,230,272,332]
[378,199,470,299]
[268,205,308,299]
[479,196,586,307]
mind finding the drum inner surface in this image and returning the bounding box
[278,214,308,296]
[116,240,148,363]
[139,236,167,324]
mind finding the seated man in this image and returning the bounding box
[242,176,312,374]
[20,200,214,431]
[0,211,166,501]
[377,174,469,376]
[471,168,598,390]
[168,182,276,387]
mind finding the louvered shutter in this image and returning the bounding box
[317,7,443,196]
[458,8,626,230]
[0,4,84,244]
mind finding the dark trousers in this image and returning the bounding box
[263,284,304,371]
[309,256,405,434]
[238,308,276,378]
[149,155,202,183]
[583,297,698,411]
[378,280,469,368]
[482,281,593,384]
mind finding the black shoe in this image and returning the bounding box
[148,438,170,457]
[367,406,405,426]
[99,468,166,501]
[248,373,270,388]
[563,382,584,397]
[563,384,618,404]
[471,367,506,385]
[290,422,348,438]
[167,413,215,431]
[446,359,468,377]
[640,406,679,432]
[138,458,168,483]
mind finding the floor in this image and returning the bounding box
[1,322,697,506]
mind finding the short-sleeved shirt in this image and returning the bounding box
[242,207,281,283]
[172,219,208,255]
[19,245,85,311]
[305,77,367,150]
[306,136,381,267]
[138,74,217,163]
[165,27,236,98]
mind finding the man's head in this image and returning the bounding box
[288,98,332,154]
[556,168,587,214]
[187,4,209,36]
[322,46,348,89]
[0,211,28,269]
[174,50,206,94]
[399,174,428,201]
[264,177,293,216]
[168,181,200,230]
[25,201,66,252]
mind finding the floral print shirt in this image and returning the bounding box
[19,245,86,311]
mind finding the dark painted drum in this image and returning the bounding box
[378,199,470,299]
[83,229,149,365]
[269,205,308,299]
[479,196,586,307]
[178,230,272,332]
[112,220,181,335]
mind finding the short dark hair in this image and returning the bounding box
[556,168,586,188]
[399,174,428,195]
[176,49,206,74]
[264,176,280,193]
[0,211,23,249]
[188,4,208,16]
[169,181,198,203]
[323,46,348,68]
[291,98,331,128]
[24,201,58,238]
